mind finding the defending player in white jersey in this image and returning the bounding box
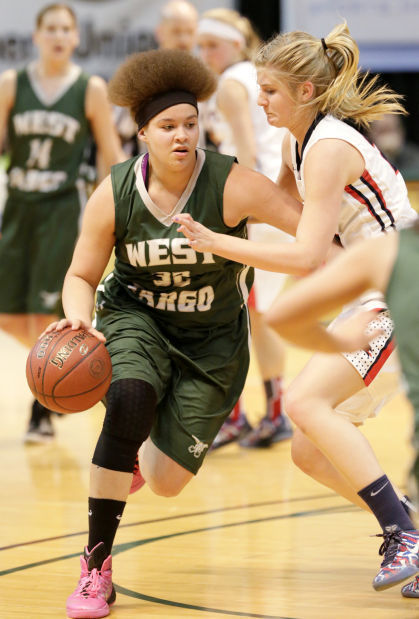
[198,8,293,448]
[175,22,419,593]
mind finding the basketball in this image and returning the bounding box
[26,327,112,414]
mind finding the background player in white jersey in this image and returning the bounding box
[198,8,293,448]
[0,3,124,442]
[175,22,419,592]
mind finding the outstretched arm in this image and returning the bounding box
[176,139,366,276]
[264,233,398,352]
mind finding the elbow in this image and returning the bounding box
[265,308,293,338]
[292,255,324,277]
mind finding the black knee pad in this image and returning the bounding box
[92,378,157,473]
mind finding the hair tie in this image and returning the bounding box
[321,37,328,52]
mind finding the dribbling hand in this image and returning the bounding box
[40,318,106,342]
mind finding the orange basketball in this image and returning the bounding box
[26,327,112,414]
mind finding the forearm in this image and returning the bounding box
[62,274,96,325]
[273,322,346,353]
[210,234,318,276]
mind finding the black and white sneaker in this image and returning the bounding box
[24,401,55,444]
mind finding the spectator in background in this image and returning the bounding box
[368,113,419,181]
[155,0,198,52]
[198,8,293,449]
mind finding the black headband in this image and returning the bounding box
[321,37,328,52]
[135,90,198,130]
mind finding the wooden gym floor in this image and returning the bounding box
[0,327,418,619]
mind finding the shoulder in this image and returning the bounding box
[224,162,274,202]
[304,118,366,175]
[309,116,368,149]
[0,68,17,87]
[0,69,17,107]
[217,77,248,109]
[202,148,236,171]
[111,156,141,198]
[85,74,109,110]
[222,61,255,82]
[224,162,286,226]
[86,74,108,92]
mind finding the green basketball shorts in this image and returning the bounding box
[95,300,250,474]
[0,192,81,314]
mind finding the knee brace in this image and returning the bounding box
[92,378,157,472]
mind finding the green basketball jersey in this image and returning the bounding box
[386,226,419,421]
[7,66,90,201]
[100,149,254,330]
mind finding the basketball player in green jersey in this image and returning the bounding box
[0,3,124,442]
[41,49,302,618]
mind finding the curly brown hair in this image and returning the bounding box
[108,49,216,120]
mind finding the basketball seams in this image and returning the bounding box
[27,352,39,399]
[49,369,112,412]
[50,339,102,393]
[28,329,62,403]
[26,327,112,413]
[40,329,74,407]
[49,340,108,411]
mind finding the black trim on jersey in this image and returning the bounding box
[295,113,325,172]
[360,175,395,228]
[346,184,386,231]
[375,146,399,173]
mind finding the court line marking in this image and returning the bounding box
[0,504,358,618]
[115,583,297,619]
[0,491,342,551]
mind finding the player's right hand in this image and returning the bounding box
[40,318,106,342]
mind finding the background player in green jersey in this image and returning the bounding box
[257,220,419,596]
[41,48,302,618]
[0,3,124,442]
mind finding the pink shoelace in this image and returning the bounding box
[77,568,103,598]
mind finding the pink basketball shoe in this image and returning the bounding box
[66,542,116,618]
[130,452,146,494]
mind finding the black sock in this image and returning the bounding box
[88,497,126,556]
[358,475,415,531]
[30,400,51,422]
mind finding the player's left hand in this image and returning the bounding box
[173,214,218,253]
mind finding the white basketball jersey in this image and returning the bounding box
[290,114,416,246]
[200,61,285,181]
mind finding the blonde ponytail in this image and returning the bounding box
[255,22,406,127]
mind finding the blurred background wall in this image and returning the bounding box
[1,0,418,190]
